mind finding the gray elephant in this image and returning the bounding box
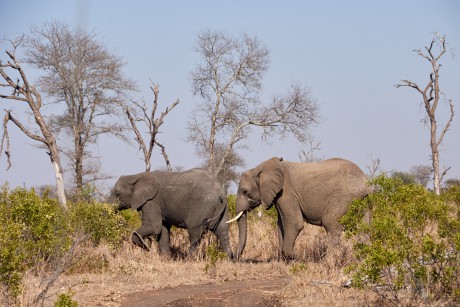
[228,157,372,260]
[107,168,233,259]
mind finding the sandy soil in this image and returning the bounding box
[121,277,289,306]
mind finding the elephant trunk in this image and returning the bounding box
[106,192,128,211]
[106,191,116,204]
[236,211,247,260]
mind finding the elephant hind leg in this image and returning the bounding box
[187,226,206,258]
[213,221,233,259]
[322,214,343,246]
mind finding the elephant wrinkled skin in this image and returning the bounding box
[107,169,233,259]
[233,157,372,260]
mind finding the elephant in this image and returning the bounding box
[228,157,372,260]
[107,168,233,259]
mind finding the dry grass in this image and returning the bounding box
[21,214,379,306]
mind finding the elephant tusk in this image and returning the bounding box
[226,211,244,224]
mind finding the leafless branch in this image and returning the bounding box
[154,140,172,171]
[32,235,87,306]
[188,30,319,182]
[126,82,179,171]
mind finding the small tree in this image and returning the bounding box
[125,82,179,171]
[0,37,67,210]
[396,33,455,195]
[189,30,319,178]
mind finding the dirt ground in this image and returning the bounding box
[121,277,289,306]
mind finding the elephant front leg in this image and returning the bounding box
[132,203,163,251]
[277,215,284,260]
[132,225,157,251]
[157,224,172,257]
[278,211,304,261]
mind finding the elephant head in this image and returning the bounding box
[230,157,284,259]
[107,172,160,211]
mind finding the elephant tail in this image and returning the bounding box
[203,194,227,232]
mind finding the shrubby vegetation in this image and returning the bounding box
[341,176,460,305]
[2,179,459,306]
[0,185,139,306]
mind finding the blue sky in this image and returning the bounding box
[1,1,459,192]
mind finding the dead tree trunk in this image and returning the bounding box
[396,34,455,195]
[0,38,68,210]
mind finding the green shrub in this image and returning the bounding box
[204,242,227,275]
[68,202,132,248]
[227,194,236,217]
[0,185,141,305]
[290,262,308,274]
[54,290,78,307]
[341,176,460,305]
[0,185,70,304]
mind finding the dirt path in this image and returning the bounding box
[121,277,290,306]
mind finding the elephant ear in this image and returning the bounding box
[258,157,284,210]
[131,173,160,210]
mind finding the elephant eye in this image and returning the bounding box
[242,189,249,196]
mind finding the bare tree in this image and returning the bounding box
[188,30,319,178]
[409,165,432,188]
[25,21,136,199]
[125,82,179,171]
[0,37,67,210]
[200,143,245,191]
[396,33,455,195]
[298,139,323,163]
[366,155,382,179]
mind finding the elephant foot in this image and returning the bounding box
[132,232,151,251]
[280,251,296,263]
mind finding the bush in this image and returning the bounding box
[69,202,134,248]
[54,290,78,307]
[0,185,140,305]
[341,176,460,305]
[227,194,236,217]
[0,185,70,305]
